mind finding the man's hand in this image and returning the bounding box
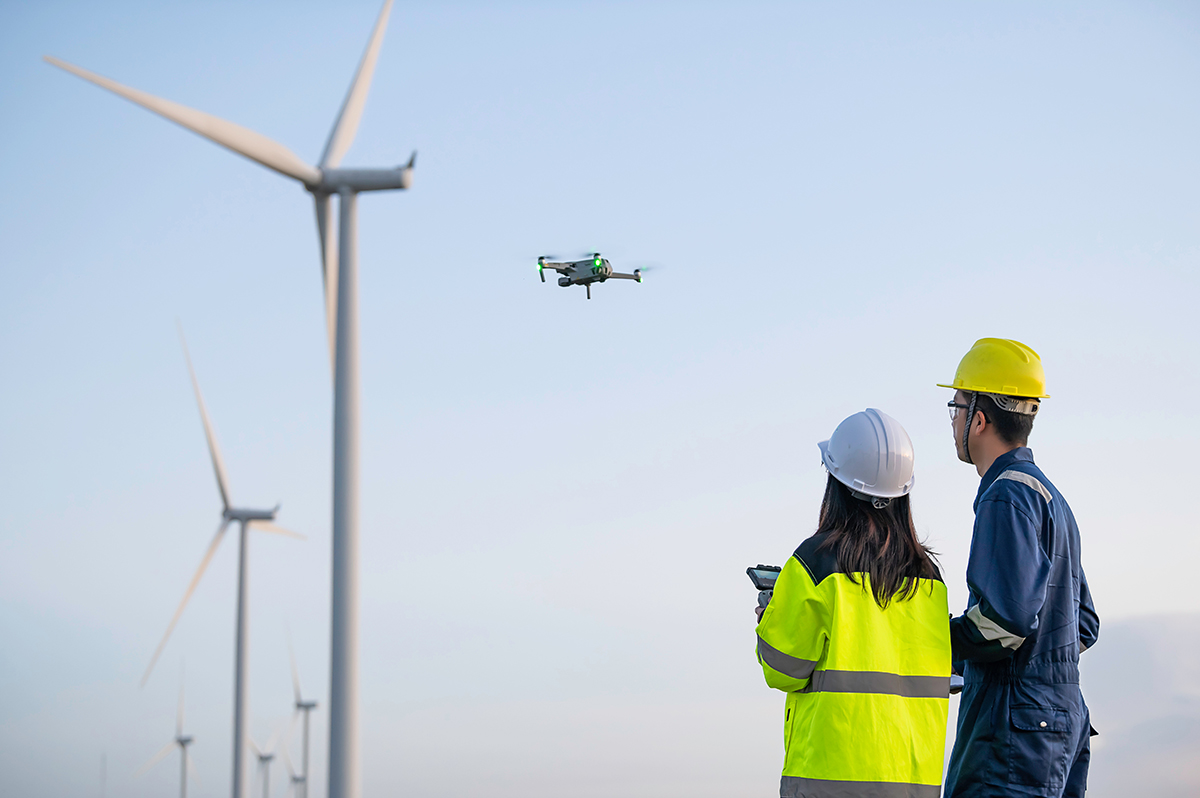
[755,605,765,621]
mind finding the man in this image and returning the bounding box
[939,338,1099,798]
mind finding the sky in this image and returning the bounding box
[2,0,1199,796]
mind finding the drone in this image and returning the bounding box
[537,253,642,299]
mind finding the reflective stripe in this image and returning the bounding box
[997,469,1052,503]
[805,669,950,699]
[967,604,1025,650]
[781,775,941,798]
[757,636,818,681]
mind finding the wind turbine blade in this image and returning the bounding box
[313,193,338,377]
[283,710,298,760]
[44,56,321,185]
[281,745,297,780]
[287,628,303,705]
[177,324,232,510]
[249,739,263,758]
[319,0,394,168]
[265,725,282,754]
[133,741,175,778]
[247,520,306,540]
[186,751,201,787]
[176,681,185,737]
[141,519,230,687]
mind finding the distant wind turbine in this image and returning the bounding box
[250,727,284,798]
[137,327,304,798]
[282,747,307,798]
[47,5,412,795]
[288,630,319,798]
[135,681,199,798]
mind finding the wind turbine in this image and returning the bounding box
[137,329,304,798]
[47,5,412,796]
[250,727,283,798]
[282,748,307,798]
[288,631,319,798]
[134,681,199,798]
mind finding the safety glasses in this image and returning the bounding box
[947,401,969,422]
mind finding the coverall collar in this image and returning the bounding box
[974,446,1035,511]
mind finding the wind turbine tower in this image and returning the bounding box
[47,5,411,796]
[137,331,304,798]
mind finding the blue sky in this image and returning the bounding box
[2,1,1199,796]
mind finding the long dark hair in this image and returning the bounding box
[816,474,939,607]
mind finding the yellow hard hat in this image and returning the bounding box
[937,338,1050,399]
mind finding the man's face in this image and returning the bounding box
[950,389,971,463]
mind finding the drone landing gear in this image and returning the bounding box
[586,284,591,300]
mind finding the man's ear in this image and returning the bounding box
[972,410,988,436]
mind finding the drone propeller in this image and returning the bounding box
[630,263,663,278]
[533,252,607,263]
[555,251,604,262]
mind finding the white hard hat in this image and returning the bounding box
[818,409,915,505]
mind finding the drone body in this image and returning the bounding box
[537,253,642,299]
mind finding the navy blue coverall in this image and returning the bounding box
[943,448,1100,798]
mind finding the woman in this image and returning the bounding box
[755,409,951,798]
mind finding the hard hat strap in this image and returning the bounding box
[962,392,978,465]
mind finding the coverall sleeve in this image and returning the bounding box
[755,555,828,692]
[1078,568,1100,652]
[949,497,1051,663]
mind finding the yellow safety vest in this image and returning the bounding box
[756,533,951,798]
